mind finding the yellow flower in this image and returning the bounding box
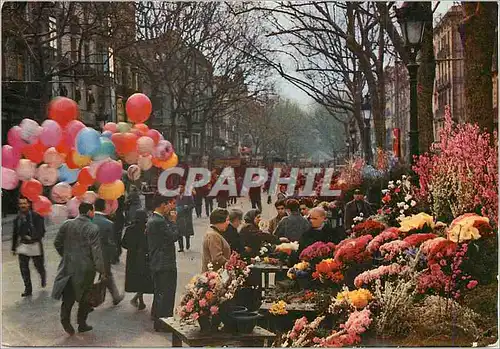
[336,289,373,309]
[447,214,488,243]
[399,213,435,232]
[269,300,288,315]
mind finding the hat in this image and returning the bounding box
[354,189,363,195]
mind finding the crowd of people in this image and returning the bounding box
[10,166,377,335]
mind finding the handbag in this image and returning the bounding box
[87,275,106,308]
[16,242,42,256]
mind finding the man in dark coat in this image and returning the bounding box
[147,194,178,332]
[344,189,375,233]
[249,177,262,212]
[275,199,311,242]
[52,202,106,335]
[11,196,46,297]
[223,209,244,254]
[299,207,342,254]
[93,199,124,305]
[176,184,194,252]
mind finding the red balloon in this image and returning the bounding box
[21,179,43,202]
[78,166,95,186]
[22,141,46,164]
[147,129,161,145]
[111,133,126,155]
[126,93,152,123]
[56,135,71,156]
[66,150,80,169]
[48,97,79,127]
[134,123,149,135]
[33,196,52,216]
[120,132,138,154]
[72,182,88,197]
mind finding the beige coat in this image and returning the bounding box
[202,227,231,272]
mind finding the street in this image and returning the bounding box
[1,197,274,347]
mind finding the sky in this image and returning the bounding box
[276,1,455,110]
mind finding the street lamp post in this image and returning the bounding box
[361,94,372,164]
[396,2,431,164]
[184,135,190,162]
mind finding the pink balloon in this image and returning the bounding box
[64,120,86,147]
[16,159,36,181]
[96,160,122,183]
[146,129,162,145]
[51,182,73,204]
[66,197,81,218]
[33,196,52,216]
[103,122,118,133]
[43,147,64,168]
[40,120,62,147]
[50,204,69,224]
[137,136,155,155]
[82,191,98,204]
[153,140,174,161]
[8,126,27,150]
[138,154,153,171]
[89,158,108,178]
[2,167,19,190]
[2,145,21,169]
[36,164,58,186]
[104,199,118,215]
[20,118,42,144]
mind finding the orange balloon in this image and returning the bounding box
[48,97,79,128]
[22,141,46,164]
[121,132,138,154]
[126,93,152,123]
[72,182,88,197]
[134,123,149,135]
[66,150,80,169]
[56,136,71,156]
[78,166,95,186]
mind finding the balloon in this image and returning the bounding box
[66,150,80,169]
[33,196,52,216]
[103,122,118,133]
[153,140,174,161]
[98,180,125,200]
[137,136,154,155]
[20,118,42,144]
[7,126,27,150]
[96,160,122,184]
[66,197,81,218]
[76,127,101,156]
[120,132,138,154]
[126,93,152,123]
[56,136,71,156]
[36,164,58,186]
[51,182,73,203]
[92,138,116,161]
[72,182,88,197]
[2,168,19,190]
[39,120,62,147]
[129,128,143,138]
[48,96,79,127]
[2,145,21,169]
[138,154,153,171]
[117,122,131,133]
[64,120,86,148]
[81,191,98,204]
[22,141,46,164]
[158,153,178,170]
[43,147,64,168]
[134,123,149,135]
[58,164,79,184]
[89,158,108,178]
[73,151,92,168]
[78,166,95,186]
[16,159,36,181]
[51,204,69,224]
[147,129,162,145]
[104,199,118,215]
[123,151,138,165]
[127,165,141,181]
[101,130,113,139]
[21,179,43,202]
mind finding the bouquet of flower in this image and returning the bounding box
[281,315,326,347]
[312,258,344,284]
[351,219,386,238]
[299,241,336,263]
[446,213,491,243]
[398,212,435,234]
[354,263,409,288]
[269,300,288,315]
[379,240,411,261]
[315,308,373,347]
[222,252,252,301]
[366,228,400,254]
[334,288,374,310]
[275,241,299,264]
[287,261,311,280]
[378,176,420,226]
[334,235,373,265]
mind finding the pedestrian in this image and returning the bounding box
[275,199,311,242]
[240,209,279,256]
[11,196,46,297]
[147,195,178,332]
[122,209,153,311]
[268,199,287,235]
[93,199,124,306]
[111,196,126,263]
[125,185,142,224]
[202,208,231,272]
[344,189,375,233]
[52,202,106,335]
[299,198,314,218]
[204,182,214,217]
[249,176,262,212]
[176,184,194,252]
[223,209,244,254]
[193,187,204,218]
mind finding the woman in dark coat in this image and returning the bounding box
[121,210,153,310]
[176,184,195,252]
[240,209,279,257]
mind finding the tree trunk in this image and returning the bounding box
[417,2,436,154]
[463,2,497,133]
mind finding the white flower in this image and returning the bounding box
[402,175,407,180]
[351,224,355,229]
[396,180,402,185]
[411,200,417,207]
[397,202,405,208]
[381,189,389,194]
[389,181,394,185]
[405,194,412,202]
[388,184,395,189]
[472,342,478,348]
[404,204,409,210]
[400,209,405,214]
[398,214,405,221]
[359,213,364,217]
[254,256,261,263]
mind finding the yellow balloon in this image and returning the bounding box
[160,153,178,169]
[98,180,125,200]
[73,151,92,167]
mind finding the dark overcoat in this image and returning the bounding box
[176,195,194,237]
[122,222,154,293]
[52,215,105,301]
[344,199,375,231]
[146,212,178,272]
[92,212,117,272]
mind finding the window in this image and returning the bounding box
[49,16,57,50]
[108,47,114,78]
[192,133,200,150]
[83,42,90,64]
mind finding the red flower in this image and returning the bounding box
[335,235,373,264]
[382,194,391,203]
[403,233,437,247]
[352,220,386,237]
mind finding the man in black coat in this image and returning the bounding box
[223,209,244,254]
[11,196,46,297]
[147,194,178,332]
[344,189,375,233]
[299,207,335,254]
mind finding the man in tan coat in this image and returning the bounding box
[202,209,231,272]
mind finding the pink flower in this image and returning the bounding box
[199,298,207,308]
[354,263,408,287]
[466,280,478,289]
[192,312,200,320]
[210,306,219,315]
[289,332,297,340]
